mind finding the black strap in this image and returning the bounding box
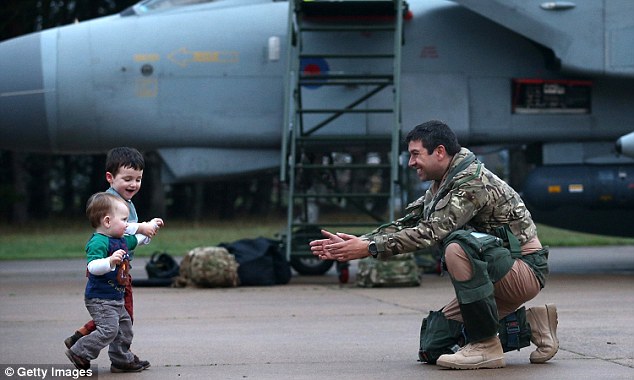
[495,224,522,258]
[426,153,478,218]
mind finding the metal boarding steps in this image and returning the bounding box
[282,0,405,274]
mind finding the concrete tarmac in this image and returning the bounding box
[1,245,633,379]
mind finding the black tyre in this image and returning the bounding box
[290,256,334,275]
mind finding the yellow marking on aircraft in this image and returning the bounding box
[568,184,584,193]
[136,78,158,98]
[134,54,160,62]
[168,48,239,67]
[548,185,561,193]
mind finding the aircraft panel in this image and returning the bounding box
[402,2,547,77]
[541,142,633,165]
[590,77,634,136]
[54,22,102,152]
[0,33,49,151]
[454,0,607,75]
[158,147,280,183]
[607,0,634,72]
[401,72,469,137]
[467,77,511,143]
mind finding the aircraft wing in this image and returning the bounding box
[453,0,634,78]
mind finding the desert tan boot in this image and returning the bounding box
[526,303,559,363]
[436,336,505,370]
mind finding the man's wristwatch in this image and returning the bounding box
[368,241,379,258]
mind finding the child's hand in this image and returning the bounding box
[150,218,164,230]
[109,249,125,268]
[138,220,162,237]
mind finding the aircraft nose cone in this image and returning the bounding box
[616,132,634,158]
[0,32,51,151]
[616,138,623,154]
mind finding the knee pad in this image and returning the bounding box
[442,230,515,282]
[443,231,501,341]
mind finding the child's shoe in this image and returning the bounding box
[64,331,84,349]
[110,360,145,373]
[133,354,151,370]
[65,349,90,370]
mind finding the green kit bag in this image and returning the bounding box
[356,252,420,288]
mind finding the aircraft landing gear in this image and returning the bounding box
[290,256,334,275]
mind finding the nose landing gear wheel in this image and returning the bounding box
[290,256,334,275]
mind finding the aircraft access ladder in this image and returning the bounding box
[282,0,406,276]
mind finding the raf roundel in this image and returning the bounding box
[300,57,330,89]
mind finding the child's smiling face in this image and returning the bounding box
[106,166,143,201]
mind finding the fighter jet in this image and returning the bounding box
[1,0,634,239]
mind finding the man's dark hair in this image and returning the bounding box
[405,120,461,155]
[105,147,145,175]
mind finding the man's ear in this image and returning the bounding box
[435,144,447,158]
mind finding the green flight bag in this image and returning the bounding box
[419,308,531,364]
[418,310,465,364]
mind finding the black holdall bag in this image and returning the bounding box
[132,251,180,287]
[220,237,292,286]
[146,251,180,279]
